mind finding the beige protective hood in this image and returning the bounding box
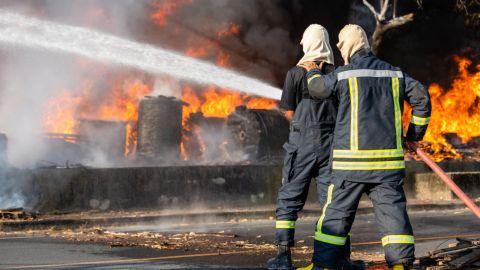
[297,24,334,65]
[336,24,370,64]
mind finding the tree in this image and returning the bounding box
[363,0,415,54]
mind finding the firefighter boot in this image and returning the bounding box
[337,258,365,270]
[296,263,330,270]
[267,245,293,270]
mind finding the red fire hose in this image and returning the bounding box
[415,148,480,219]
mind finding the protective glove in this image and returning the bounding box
[404,140,419,153]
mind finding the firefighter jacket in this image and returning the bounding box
[307,49,432,182]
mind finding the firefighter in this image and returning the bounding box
[267,24,353,270]
[298,24,431,270]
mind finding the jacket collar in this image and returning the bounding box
[350,48,373,64]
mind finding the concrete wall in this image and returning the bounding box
[415,172,480,201]
[26,165,283,212]
[14,161,480,213]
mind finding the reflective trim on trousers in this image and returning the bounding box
[314,232,347,245]
[314,184,347,246]
[381,235,415,246]
[276,220,296,229]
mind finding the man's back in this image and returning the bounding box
[329,49,406,182]
[308,48,431,183]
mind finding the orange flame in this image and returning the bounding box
[403,56,480,160]
[182,86,277,121]
[180,85,278,160]
[42,81,92,135]
[217,23,240,38]
[42,74,151,156]
[151,0,193,27]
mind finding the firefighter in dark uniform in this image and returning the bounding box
[267,24,357,270]
[301,24,432,270]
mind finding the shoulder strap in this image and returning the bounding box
[296,66,310,99]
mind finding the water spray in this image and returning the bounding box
[0,10,282,100]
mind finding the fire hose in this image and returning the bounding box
[414,147,480,219]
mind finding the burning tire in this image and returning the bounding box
[226,106,289,162]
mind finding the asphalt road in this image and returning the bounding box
[0,209,479,269]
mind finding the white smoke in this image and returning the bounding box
[0,0,300,209]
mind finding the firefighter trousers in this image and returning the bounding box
[312,178,415,268]
[273,121,347,247]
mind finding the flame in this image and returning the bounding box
[217,23,240,38]
[182,86,277,121]
[42,73,151,156]
[186,46,208,58]
[217,51,231,68]
[42,82,92,135]
[403,56,480,161]
[180,86,278,160]
[42,91,81,135]
[151,0,193,27]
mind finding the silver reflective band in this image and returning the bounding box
[337,69,404,80]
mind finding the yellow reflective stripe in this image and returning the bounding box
[276,220,295,229]
[348,78,354,150]
[307,74,321,85]
[349,78,359,150]
[317,184,334,232]
[381,235,415,246]
[411,115,430,126]
[392,77,403,149]
[314,184,347,246]
[333,149,404,159]
[354,78,359,150]
[332,160,405,170]
[335,149,404,153]
[314,232,347,245]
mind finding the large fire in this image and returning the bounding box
[403,56,480,161]
[42,2,479,163]
[42,71,151,156]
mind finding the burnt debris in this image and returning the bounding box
[417,238,480,270]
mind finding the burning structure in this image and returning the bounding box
[31,54,480,167]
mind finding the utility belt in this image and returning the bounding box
[290,121,335,132]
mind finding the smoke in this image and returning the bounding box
[0,0,339,209]
[0,1,148,168]
[0,170,27,209]
[0,0,343,170]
